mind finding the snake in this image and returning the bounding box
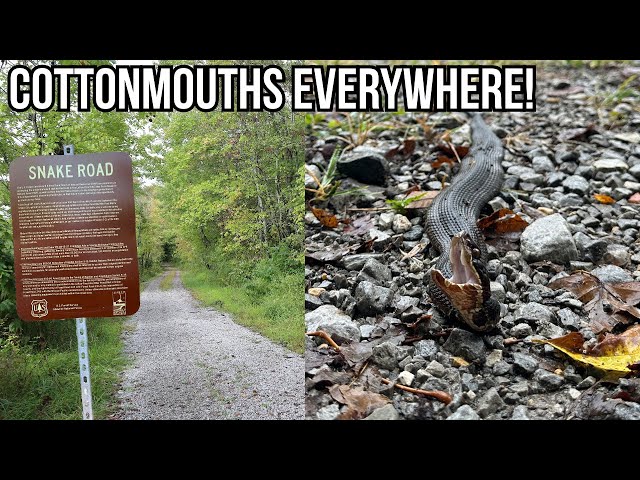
[425,113,504,332]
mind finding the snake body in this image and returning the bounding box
[426,114,504,331]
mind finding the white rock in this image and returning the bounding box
[397,371,415,386]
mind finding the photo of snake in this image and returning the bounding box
[305,61,640,420]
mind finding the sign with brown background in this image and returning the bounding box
[9,152,140,321]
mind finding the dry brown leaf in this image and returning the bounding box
[385,138,417,159]
[342,214,373,235]
[436,143,469,158]
[310,206,339,228]
[404,190,439,209]
[328,384,390,419]
[549,271,640,333]
[477,208,529,234]
[536,325,640,374]
[432,155,456,168]
[594,193,616,205]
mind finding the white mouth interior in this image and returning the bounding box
[449,235,480,285]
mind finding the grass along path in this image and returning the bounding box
[181,267,304,354]
[0,318,126,419]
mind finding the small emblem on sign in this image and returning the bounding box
[31,299,48,318]
[113,291,126,315]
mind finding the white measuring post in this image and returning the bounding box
[64,144,94,420]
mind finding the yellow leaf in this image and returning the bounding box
[535,325,640,373]
[594,193,616,205]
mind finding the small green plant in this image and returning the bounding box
[602,74,638,107]
[386,192,428,214]
[305,148,365,204]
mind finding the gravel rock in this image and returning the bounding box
[343,254,384,271]
[355,281,394,315]
[593,158,628,172]
[512,352,538,375]
[490,282,506,302]
[372,342,400,370]
[413,340,438,360]
[521,214,578,264]
[577,375,597,390]
[532,156,555,173]
[393,214,412,233]
[557,308,582,329]
[533,369,564,391]
[443,329,487,363]
[358,258,392,286]
[337,147,389,185]
[378,212,395,229]
[397,371,415,386]
[447,405,481,420]
[305,164,322,188]
[485,349,503,368]
[305,294,323,310]
[514,302,554,323]
[562,175,590,195]
[305,305,360,344]
[403,226,424,241]
[316,403,341,420]
[511,405,530,420]
[603,244,631,267]
[476,387,506,418]
[510,323,533,338]
[364,404,401,420]
[591,264,634,283]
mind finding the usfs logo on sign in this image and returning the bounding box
[31,299,48,318]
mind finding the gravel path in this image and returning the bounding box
[117,269,304,419]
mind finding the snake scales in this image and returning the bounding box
[426,113,504,331]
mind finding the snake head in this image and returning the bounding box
[430,232,501,332]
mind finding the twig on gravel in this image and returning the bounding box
[447,141,462,163]
[380,378,453,405]
[306,330,340,351]
[346,207,391,212]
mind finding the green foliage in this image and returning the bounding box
[181,245,304,353]
[0,216,17,332]
[602,74,639,107]
[0,317,126,419]
[386,192,428,214]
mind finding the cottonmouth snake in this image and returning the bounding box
[426,113,504,331]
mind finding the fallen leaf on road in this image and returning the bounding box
[328,384,390,419]
[342,214,373,235]
[404,190,439,209]
[311,206,339,228]
[594,193,616,204]
[478,208,529,234]
[549,271,640,333]
[536,325,640,374]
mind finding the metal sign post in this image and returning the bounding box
[64,144,93,420]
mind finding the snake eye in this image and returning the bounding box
[471,247,481,258]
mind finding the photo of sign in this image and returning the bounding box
[9,152,140,321]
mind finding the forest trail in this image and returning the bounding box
[116,269,304,419]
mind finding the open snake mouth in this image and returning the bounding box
[430,233,484,323]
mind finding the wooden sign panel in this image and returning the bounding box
[9,152,140,321]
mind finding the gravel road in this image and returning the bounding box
[117,269,304,419]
